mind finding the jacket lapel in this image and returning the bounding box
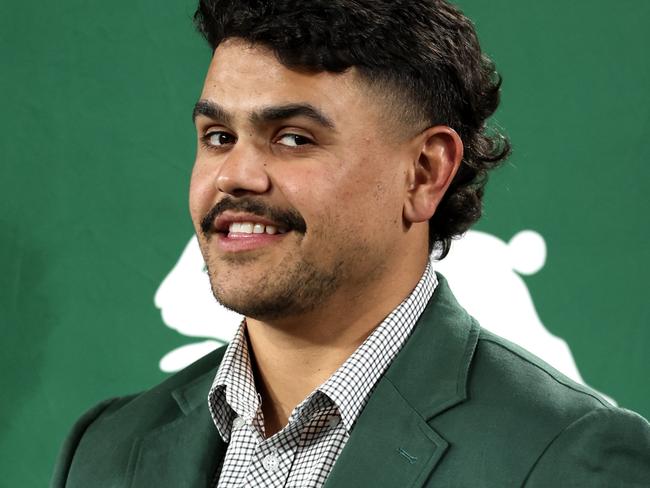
[128,368,227,488]
[324,275,480,488]
[322,378,449,488]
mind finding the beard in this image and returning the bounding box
[205,245,344,321]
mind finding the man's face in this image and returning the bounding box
[190,39,416,321]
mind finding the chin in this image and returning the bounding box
[212,290,298,321]
[207,251,344,321]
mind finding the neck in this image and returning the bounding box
[246,250,429,437]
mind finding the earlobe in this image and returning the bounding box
[403,126,463,223]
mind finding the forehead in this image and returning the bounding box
[200,39,377,123]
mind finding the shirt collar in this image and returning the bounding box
[207,321,257,442]
[207,260,437,440]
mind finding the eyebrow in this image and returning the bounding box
[192,99,233,126]
[252,103,335,130]
[192,99,336,131]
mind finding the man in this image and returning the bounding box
[51,0,650,486]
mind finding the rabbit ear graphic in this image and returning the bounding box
[508,230,546,276]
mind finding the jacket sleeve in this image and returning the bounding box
[524,406,650,487]
[49,398,123,488]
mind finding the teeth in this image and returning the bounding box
[227,221,288,235]
[239,222,254,233]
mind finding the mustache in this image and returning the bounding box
[200,197,307,237]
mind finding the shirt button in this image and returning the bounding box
[232,416,246,429]
[262,453,280,472]
[328,416,339,428]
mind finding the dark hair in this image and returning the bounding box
[194,0,510,258]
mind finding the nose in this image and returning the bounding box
[215,144,271,196]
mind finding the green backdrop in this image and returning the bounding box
[1,1,648,485]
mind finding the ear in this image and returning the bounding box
[403,126,463,224]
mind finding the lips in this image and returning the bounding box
[205,211,290,253]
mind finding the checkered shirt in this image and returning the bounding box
[208,262,438,488]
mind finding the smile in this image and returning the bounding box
[209,211,296,253]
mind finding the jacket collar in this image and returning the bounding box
[385,273,480,419]
[323,274,480,487]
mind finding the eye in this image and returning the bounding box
[202,131,236,147]
[276,133,313,147]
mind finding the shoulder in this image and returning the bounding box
[90,344,228,425]
[463,328,650,485]
[523,405,650,486]
[85,344,227,430]
[50,346,228,487]
[474,329,611,416]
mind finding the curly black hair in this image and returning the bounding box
[194,0,510,258]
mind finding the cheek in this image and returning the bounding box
[281,162,400,238]
[334,159,404,224]
[277,164,335,210]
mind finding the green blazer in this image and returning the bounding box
[51,276,650,487]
